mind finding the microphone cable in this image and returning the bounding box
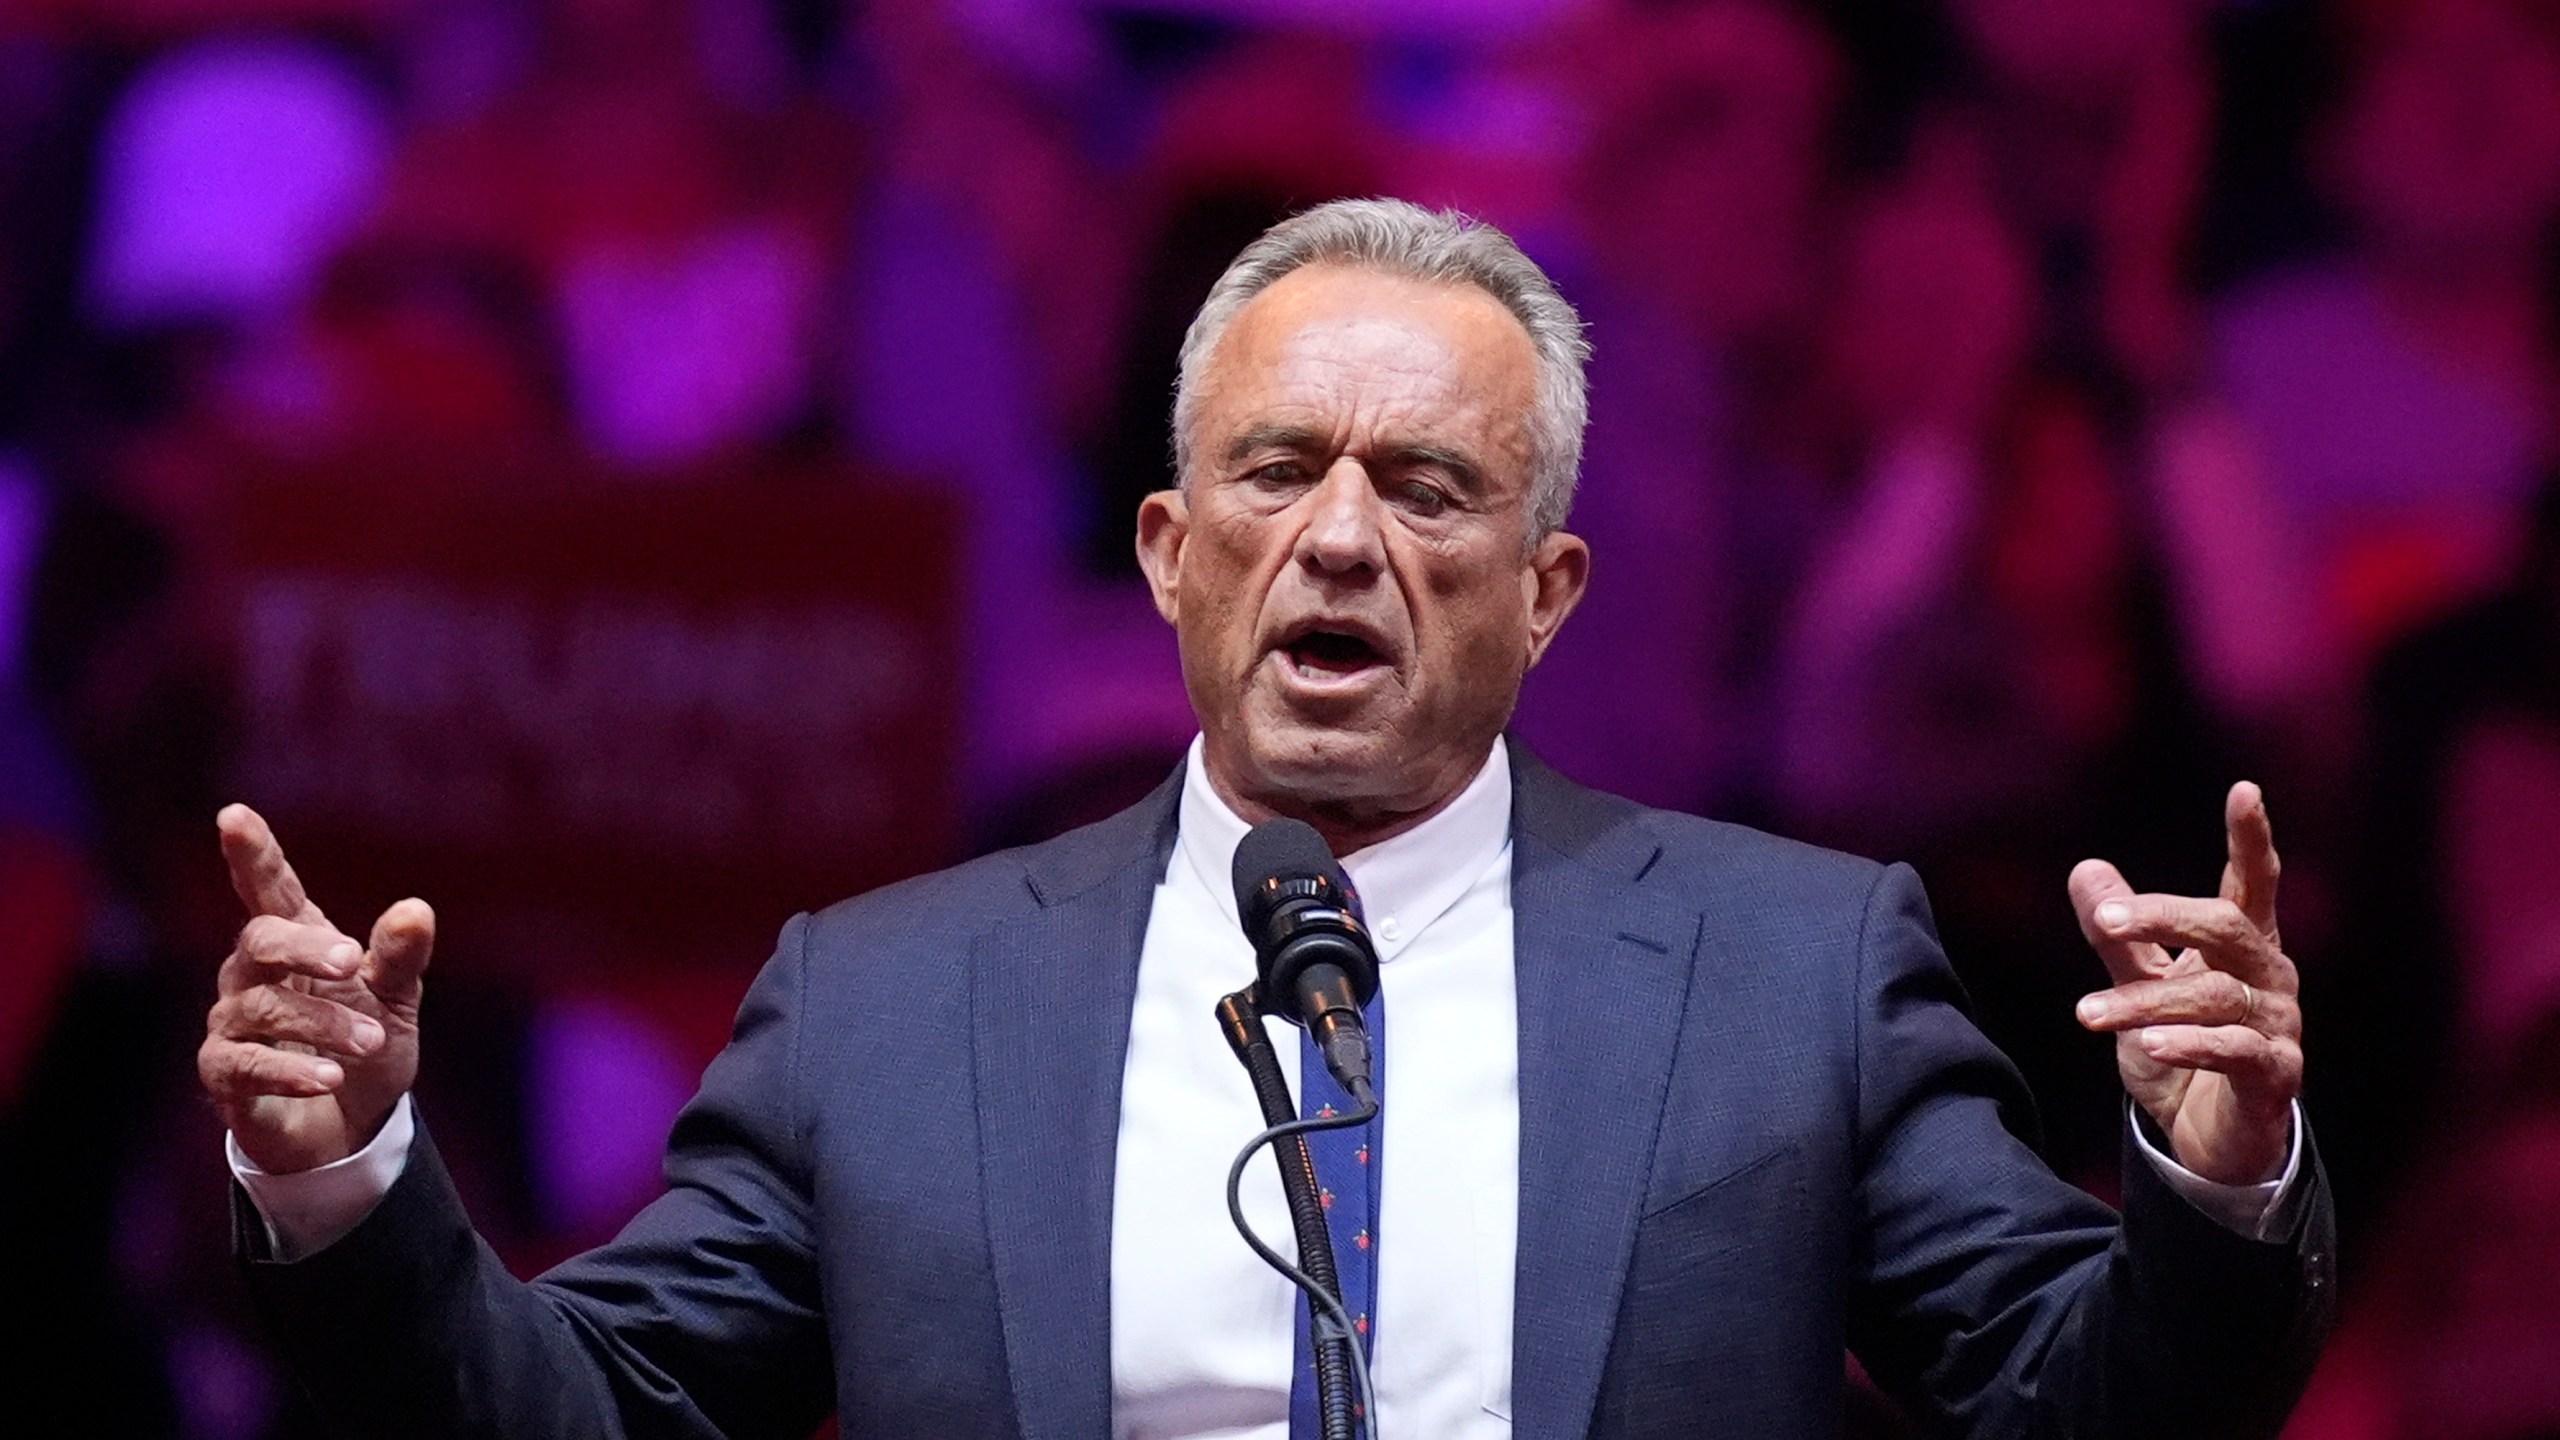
[1223,1100,1383,1440]
[1219,977,1379,1440]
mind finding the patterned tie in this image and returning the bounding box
[1289,990,1383,1439]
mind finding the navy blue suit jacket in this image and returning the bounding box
[242,743,2334,1438]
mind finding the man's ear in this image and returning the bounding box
[1135,489,1190,625]
[1521,529,1590,669]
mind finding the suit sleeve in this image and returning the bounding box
[238,914,836,1440]
[1843,863,2336,1440]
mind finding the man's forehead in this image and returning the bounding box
[1198,264,1540,428]
[1222,262,1531,356]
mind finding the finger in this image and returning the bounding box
[2131,1024,2304,1096]
[363,899,435,1008]
[2078,971,2296,1035]
[2067,858,2171,985]
[218,804,323,924]
[2219,781,2281,941]
[2086,892,2285,986]
[223,915,361,991]
[210,984,388,1057]
[199,1035,346,1100]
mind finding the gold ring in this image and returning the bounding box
[2239,982,2259,1026]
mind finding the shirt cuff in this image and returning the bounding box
[228,1093,416,1263]
[2129,1098,2307,1243]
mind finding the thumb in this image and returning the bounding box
[2067,858,2165,987]
[363,898,435,1009]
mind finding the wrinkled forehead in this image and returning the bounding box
[1192,265,1542,465]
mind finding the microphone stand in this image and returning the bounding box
[1217,987,1364,1440]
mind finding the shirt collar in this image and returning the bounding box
[1174,736,1512,963]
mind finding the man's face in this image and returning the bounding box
[1136,264,1589,837]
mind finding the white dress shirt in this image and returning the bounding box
[233,734,2301,1436]
[1109,738,1519,1440]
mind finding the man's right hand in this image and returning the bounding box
[199,804,432,1175]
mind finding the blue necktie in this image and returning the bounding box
[1289,991,1383,1439]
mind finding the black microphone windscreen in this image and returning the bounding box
[1231,817,1340,920]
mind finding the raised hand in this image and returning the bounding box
[198,805,432,1175]
[2068,782,2301,1186]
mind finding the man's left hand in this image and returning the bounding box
[2068,781,2301,1186]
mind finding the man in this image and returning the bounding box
[202,200,2331,1438]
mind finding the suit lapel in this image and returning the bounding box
[973,771,1181,1440]
[969,747,1698,1440]
[1507,744,1702,1440]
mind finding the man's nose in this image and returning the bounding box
[1294,459,1386,578]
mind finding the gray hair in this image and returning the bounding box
[1170,197,1591,540]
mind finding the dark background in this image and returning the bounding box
[2,0,2556,1435]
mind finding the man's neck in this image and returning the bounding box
[1206,747,1500,857]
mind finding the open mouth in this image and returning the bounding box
[1279,627,1390,678]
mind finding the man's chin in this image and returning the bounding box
[1208,712,1498,844]
[1248,732,1399,801]
[1224,711,1407,807]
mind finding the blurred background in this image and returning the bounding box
[0,0,2555,1434]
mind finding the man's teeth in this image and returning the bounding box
[1288,633,1382,672]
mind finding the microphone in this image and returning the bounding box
[1232,818,1380,1106]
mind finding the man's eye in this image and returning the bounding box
[1397,480,1451,515]
[1247,462,1309,488]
